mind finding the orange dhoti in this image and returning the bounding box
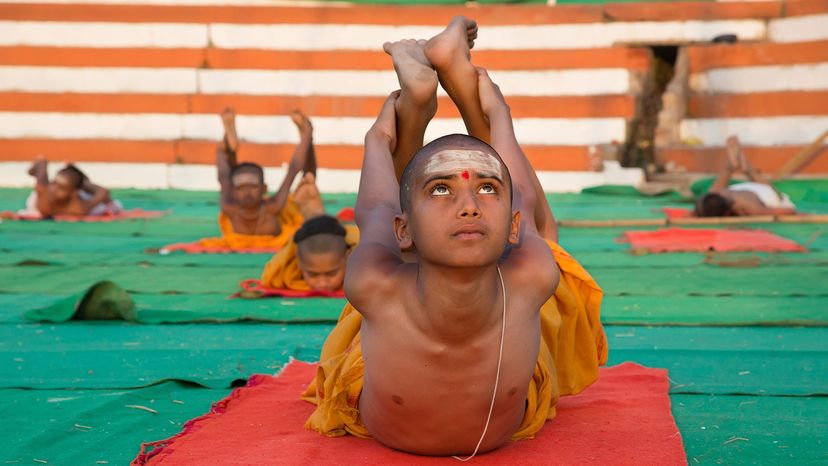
[190,199,304,252]
[301,240,608,440]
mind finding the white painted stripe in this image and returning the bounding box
[0,66,629,96]
[0,66,198,93]
[211,20,766,51]
[679,117,828,146]
[200,69,630,97]
[0,20,765,51]
[0,21,208,48]
[769,14,828,43]
[0,161,644,193]
[0,113,627,146]
[689,62,828,93]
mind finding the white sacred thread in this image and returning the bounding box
[453,265,507,462]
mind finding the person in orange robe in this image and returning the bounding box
[195,108,316,251]
[301,17,607,457]
[259,173,359,293]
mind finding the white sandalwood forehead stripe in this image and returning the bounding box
[232,172,261,186]
[422,149,504,179]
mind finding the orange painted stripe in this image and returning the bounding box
[604,1,782,21]
[0,3,604,25]
[658,145,828,174]
[0,46,650,71]
[688,91,828,118]
[0,92,637,119]
[785,0,828,16]
[0,139,593,171]
[687,40,828,72]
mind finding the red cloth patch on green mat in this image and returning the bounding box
[133,361,686,465]
[623,228,805,253]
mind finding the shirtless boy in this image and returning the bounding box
[695,136,797,217]
[303,17,607,458]
[25,157,120,217]
[217,108,316,235]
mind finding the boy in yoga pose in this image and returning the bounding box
[24,157,121,217]
[259,173,358,293]
[212,108,314,247]
[695,136,797,217]
[303,17,606,457]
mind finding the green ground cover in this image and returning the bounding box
[1,187,826,465]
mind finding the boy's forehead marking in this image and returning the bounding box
[232,172,261,186]
[420,149,503,179]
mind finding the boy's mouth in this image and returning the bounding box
[452,224,486,240]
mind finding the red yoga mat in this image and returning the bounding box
[133,361,686,465]
[0,209,167,222]
[233,279,346,298]
[159,242,283,255]
[623,227,806,253]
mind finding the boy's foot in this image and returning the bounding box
[221,107,239,154]
[27,155,47,176]
[725,135,741,171]
[423,16,478,72]
[290,110,313,138]
[294,173,326,219]
[383,39,438,109]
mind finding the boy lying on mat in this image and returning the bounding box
[259,174,357,293]
[24,156,122,218]
[302,17,606,458]
[695,136,797,217]
[214,108,315,245]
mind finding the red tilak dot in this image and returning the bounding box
[461,170,470,180]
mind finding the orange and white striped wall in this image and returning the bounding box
[0,0,826,190]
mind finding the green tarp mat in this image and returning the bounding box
[0,322,332,389]
[1,383,231,466]
[7,292,828,327]
[3,323,826,395]
[673,393,828,465]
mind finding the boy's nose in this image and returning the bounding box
[457,192,481,218]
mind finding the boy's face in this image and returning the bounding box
[396,148,518,267]
[298,250,347,292]
[231,173,266,209]
[49,173,77,203]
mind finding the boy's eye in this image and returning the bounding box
[478,184,496,194]
[431,185,450,196]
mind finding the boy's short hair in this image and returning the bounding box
[230,162,265,185]
[696,193,732,217]
[399,134,513,213]
[57,164,87,189]
[295,215,348,258]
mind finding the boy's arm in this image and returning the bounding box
[477,69,541,234]
[75,180,112,214]
[344,93,406,312]
[216,147,235,207]
[265,113,316,215]
[477,69,558,293]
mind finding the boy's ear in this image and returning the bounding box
[394,213,414,250]
[508,210,521,245]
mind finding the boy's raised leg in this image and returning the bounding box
[424,16,490,144]
[383,39,439,180]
